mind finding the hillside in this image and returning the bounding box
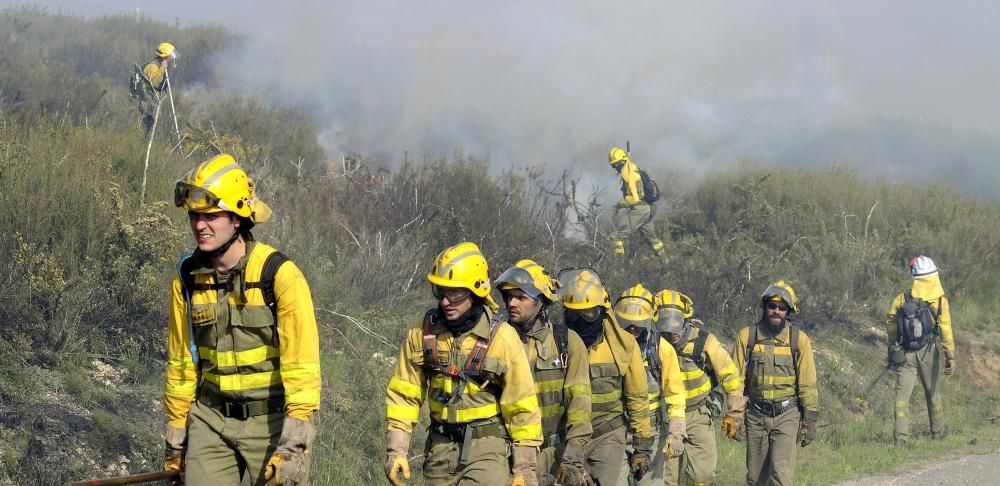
[1,8,999,485]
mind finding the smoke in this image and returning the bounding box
[29,0,1000,199]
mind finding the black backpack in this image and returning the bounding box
[638,169,661,204]
[896,291,941,351]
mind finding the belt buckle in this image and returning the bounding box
[224,401,249,420]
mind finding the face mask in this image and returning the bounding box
[566,308,604,347]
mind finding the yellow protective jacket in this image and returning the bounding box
[616,159,645,208]
[385,307,543,447]
[649,336,686,422]
[587,317,651,439]
[521,316,592,449]
[164,241,322,429]
[676,326,743,407]
[885,274,954,352]
[732,322,818,412]
[142,60,166,99]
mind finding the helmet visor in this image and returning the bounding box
[174,181,222,212]
[655,308,686,334]
[555,267,603,298]
[495,267,542,301]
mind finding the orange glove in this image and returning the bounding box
[721,416,738,439]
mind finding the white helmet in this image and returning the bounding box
[909,255,938,279]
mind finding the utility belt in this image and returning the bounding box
[429,417,508,467]
[592,415,627,439]
[198,393,285,420]
[748,397,797,418]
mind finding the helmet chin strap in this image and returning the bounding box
[207,230,242,260]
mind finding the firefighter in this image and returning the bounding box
[561,269,652,485]
[608,146,665,259]
[613,284,687,486]
[165,154,322,486]
[656,289,745,486]
[135,42,177,135]
[732,281,818,486]
[496,260,594,486]
[885,256,955,445]
[384,242,542,486]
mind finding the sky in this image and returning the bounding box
[17,0,1000,199]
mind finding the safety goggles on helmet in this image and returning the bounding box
[655,307,687,334]
[174,181,227,213]
[432,285,471,304]
[495,267,543,301]
[555,267,602,296]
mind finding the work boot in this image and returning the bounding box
[931,425,950,440]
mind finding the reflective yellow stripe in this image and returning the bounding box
[685,380,712,399]
[681,368,706,380]
[389,376,423,399]
[567,384,591,396]
[567,408,589,423]
[280,362,321,379]
[167,357,197,371]
[501,395,540,416]
[540,402,564,418]
[387,404,421,422]
[761,388,795,400]
[203,370,281,391]
[200,345,279,367]
[649,400,661,411]
[165,379,197,396]
[647,391,661,401]
[763,375,796,385]
[593,390,622,404]
[535,379,563,394]
[429,400,501,422]
[753,344,792,355]
[509,423,543,441]
[430,375,480,395]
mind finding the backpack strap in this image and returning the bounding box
[464,317,503,373]
[553,322,569,369]
[177,253,199,364]
[744,323,758,372]
[692,329,710,369]
[421,309,441,371]
[647,335,663,384]
[245,251,290,322]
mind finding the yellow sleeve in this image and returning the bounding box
[796,331,819,412]
[936,296,954,352]
[385,320,427,433]
[274,262,322,420]
[624,340,652,438]
[706,334,743,396]
[731,326,750,385]
[657,338,686,420]
[884,293,905,344]
[563,330,593,446]
[143,62,165,92]
[164,274,199,429]
[617,162,644,207]
[496,325,543,447]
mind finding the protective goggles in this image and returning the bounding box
[432,285,471,304]
[495,267,542,301]
[655,307,686,334]
[174,181,227,212]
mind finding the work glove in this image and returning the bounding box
[629,436,654,481]
[384,429,411,486]
[164,424,186,486]
[944,350,955,376]
[662,418,686,458]
[797,410,818,447]
[511,445,538,486]
[721,395,747,441]
[264,417,317,486]
[555,439,594,486]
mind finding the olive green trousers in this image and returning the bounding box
[744,406,799,486]
[583,422,627,486]
[893,343,946,442]
[612,203,664,254]
[183,401,283,486]
[618,421,664,485]
[422,432,511,485]
[666,405,717,485]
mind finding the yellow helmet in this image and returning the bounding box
[562,269,611,310]
[155,42,177,59]
[609,146,629,165]
[427,242,492,298]
[761,280,799,313]
[613,284,655,329]
[495,259,559,303]
[654,289,694,334]
[174,154,272,223]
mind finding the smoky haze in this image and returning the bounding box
[24,0,1000,199]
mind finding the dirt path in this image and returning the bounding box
[834,452,1000,485]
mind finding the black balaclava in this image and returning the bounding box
[566,308,605,347]
[441,298,486,335]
